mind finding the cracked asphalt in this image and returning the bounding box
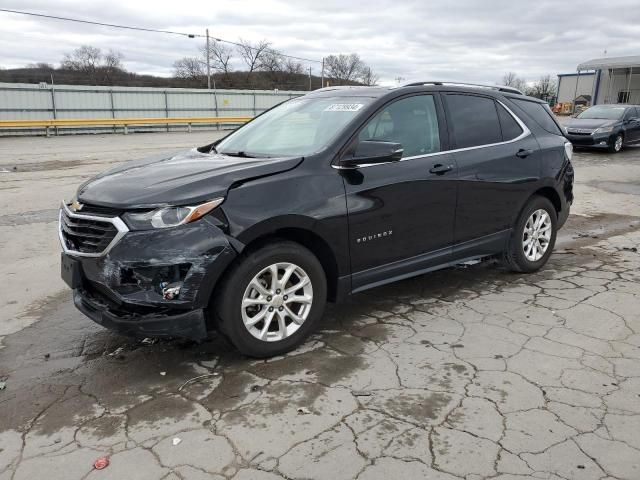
[1,131,640,480]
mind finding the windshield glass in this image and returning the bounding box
[216,96,374,157]
[577,105,626,120]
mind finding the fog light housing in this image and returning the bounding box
[161,281,182,300]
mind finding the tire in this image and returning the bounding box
[214,240,327,358]
[608,133,623,153]
[503,196,557,273]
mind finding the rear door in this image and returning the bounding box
[340,93,458,290]
[442,93,540,248]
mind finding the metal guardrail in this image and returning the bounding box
[0,116,252,136]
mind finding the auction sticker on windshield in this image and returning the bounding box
[324,103,364,112]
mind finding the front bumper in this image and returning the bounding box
[565,132,614,148]
[74,289,208,339]
[63,216,238,340]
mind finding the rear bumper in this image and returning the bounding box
[558,201,570,228]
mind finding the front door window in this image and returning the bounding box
[359,95,440,157]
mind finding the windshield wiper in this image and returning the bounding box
[221,151,256,158]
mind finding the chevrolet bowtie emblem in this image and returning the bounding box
[71,200,84,211]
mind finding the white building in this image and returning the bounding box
[556,55,640,106]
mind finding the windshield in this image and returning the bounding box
[215,96,374,157]
[577,105,626,120]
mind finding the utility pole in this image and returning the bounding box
[309,65,312,90]
[572,70,581,114]
[206,28,211,90]
[321,57,324,88]
[50,73,58,136]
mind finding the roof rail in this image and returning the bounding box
[313,85,374,92]
[403,81,523,95]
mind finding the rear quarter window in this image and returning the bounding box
[511,98,564,136]
[496,103,523,141]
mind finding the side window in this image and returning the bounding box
[359,95,440,157]
[511,98,564,136]
[623,108,636,120]
[496,103,523,141]
[446,94,502,148]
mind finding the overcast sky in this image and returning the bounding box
[2,0,640,86]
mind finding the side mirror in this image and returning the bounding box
[340,140,403,168]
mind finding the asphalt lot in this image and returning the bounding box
[1,129,640,480]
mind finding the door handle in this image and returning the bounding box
[429,164,453,175]
[516,149,533,158]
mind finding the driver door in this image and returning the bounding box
[339,94,458,291]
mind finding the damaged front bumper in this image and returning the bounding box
[61,214,238,341]
[73,289,208,339]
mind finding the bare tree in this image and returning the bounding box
[104,50,124,70]
[360,66,379,86]
[61,45,102,83]
[60,45,126,84]
[103,50,124,84]
[237,39,271,76]
[258,49,284,74]
[324,53,367,84]
[282,58,304,75]
[173,57,205,80]
[501,72,527,93]
[502,72,518,86]
[200,40,233,75]
[529,74,557,101]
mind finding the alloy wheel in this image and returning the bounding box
[614,135,623,152]
[522,209,552,262]
[241,262,313,342]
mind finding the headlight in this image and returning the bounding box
[594,126,614,134]
[123,198,224,230]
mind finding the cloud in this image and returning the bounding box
[1,0,639,84]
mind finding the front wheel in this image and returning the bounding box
[609,133,623,153]
[503,196,557,273]
[214,241,327,357]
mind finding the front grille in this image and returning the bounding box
[567,128,594,135]
[59,203,128,256]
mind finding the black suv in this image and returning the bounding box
[60,82,574,357]
[564,104,640,153]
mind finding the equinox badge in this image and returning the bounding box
[356,230,393,244]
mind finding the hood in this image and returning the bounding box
[77,148,303,209]
[564,118,619,130]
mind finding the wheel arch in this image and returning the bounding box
[232,217,343,302]
[532,186,562,217]
[510,185,562,233]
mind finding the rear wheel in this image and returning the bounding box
[503,196,557,273]
[215,241,327,357]
[609,133,623,153]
